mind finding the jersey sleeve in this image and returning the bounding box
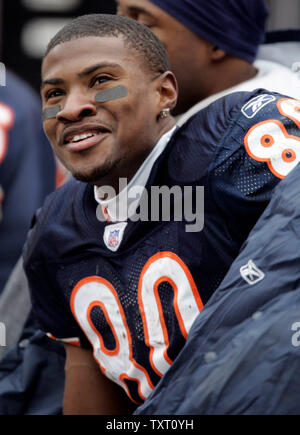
[23,194,91,349]
[208,89,300,247]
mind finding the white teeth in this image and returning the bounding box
[71,132,96,143]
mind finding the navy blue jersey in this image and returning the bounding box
[0,71,56,291]
[24,89,300,404]
[135,159,300,415]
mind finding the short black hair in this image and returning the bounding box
[45,14,170,75]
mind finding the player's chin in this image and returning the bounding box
[72,164,112,184]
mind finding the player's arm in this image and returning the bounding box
[63,343,136,415]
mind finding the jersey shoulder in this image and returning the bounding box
[23,178,88,267]
[168,89,300,183]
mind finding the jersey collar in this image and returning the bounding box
[94,126,177,223]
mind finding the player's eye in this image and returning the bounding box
[137,13,156,28]
[92,75,112,86]
[139,20,155,28]
[45,89,63,100]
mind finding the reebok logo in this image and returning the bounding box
[241,94,276,118]
[240,259,265,285]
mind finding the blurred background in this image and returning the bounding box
[0,0,299,93]
[0,0,116,91]
[266,0,300,30]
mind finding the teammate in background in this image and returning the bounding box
[135,154,300,416]
[23,14,300,414]
[0,69,56,293]
[116,0,300,125]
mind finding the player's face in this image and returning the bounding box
[117,0,212,115]
[41,36,175,188]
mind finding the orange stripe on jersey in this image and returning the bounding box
[46,333,81,347]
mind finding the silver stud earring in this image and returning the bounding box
[160,108,170,118]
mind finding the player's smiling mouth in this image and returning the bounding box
[61,124,112,152]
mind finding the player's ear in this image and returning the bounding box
[210,45,226,61]
[156,71,178,113]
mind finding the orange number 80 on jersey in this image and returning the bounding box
[244,98,300,179]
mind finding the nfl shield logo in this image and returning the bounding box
[108,229,120,248]
[103,222,128,252]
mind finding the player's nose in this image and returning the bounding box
[57,90,97,122]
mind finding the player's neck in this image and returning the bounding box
[94,117,176,194]
[208,58,258,96]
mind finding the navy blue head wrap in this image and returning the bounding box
[149,0,269,62]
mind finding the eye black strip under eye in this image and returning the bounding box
[42,105,61,121]
[42,85,128,120]
[95,85,128,103]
